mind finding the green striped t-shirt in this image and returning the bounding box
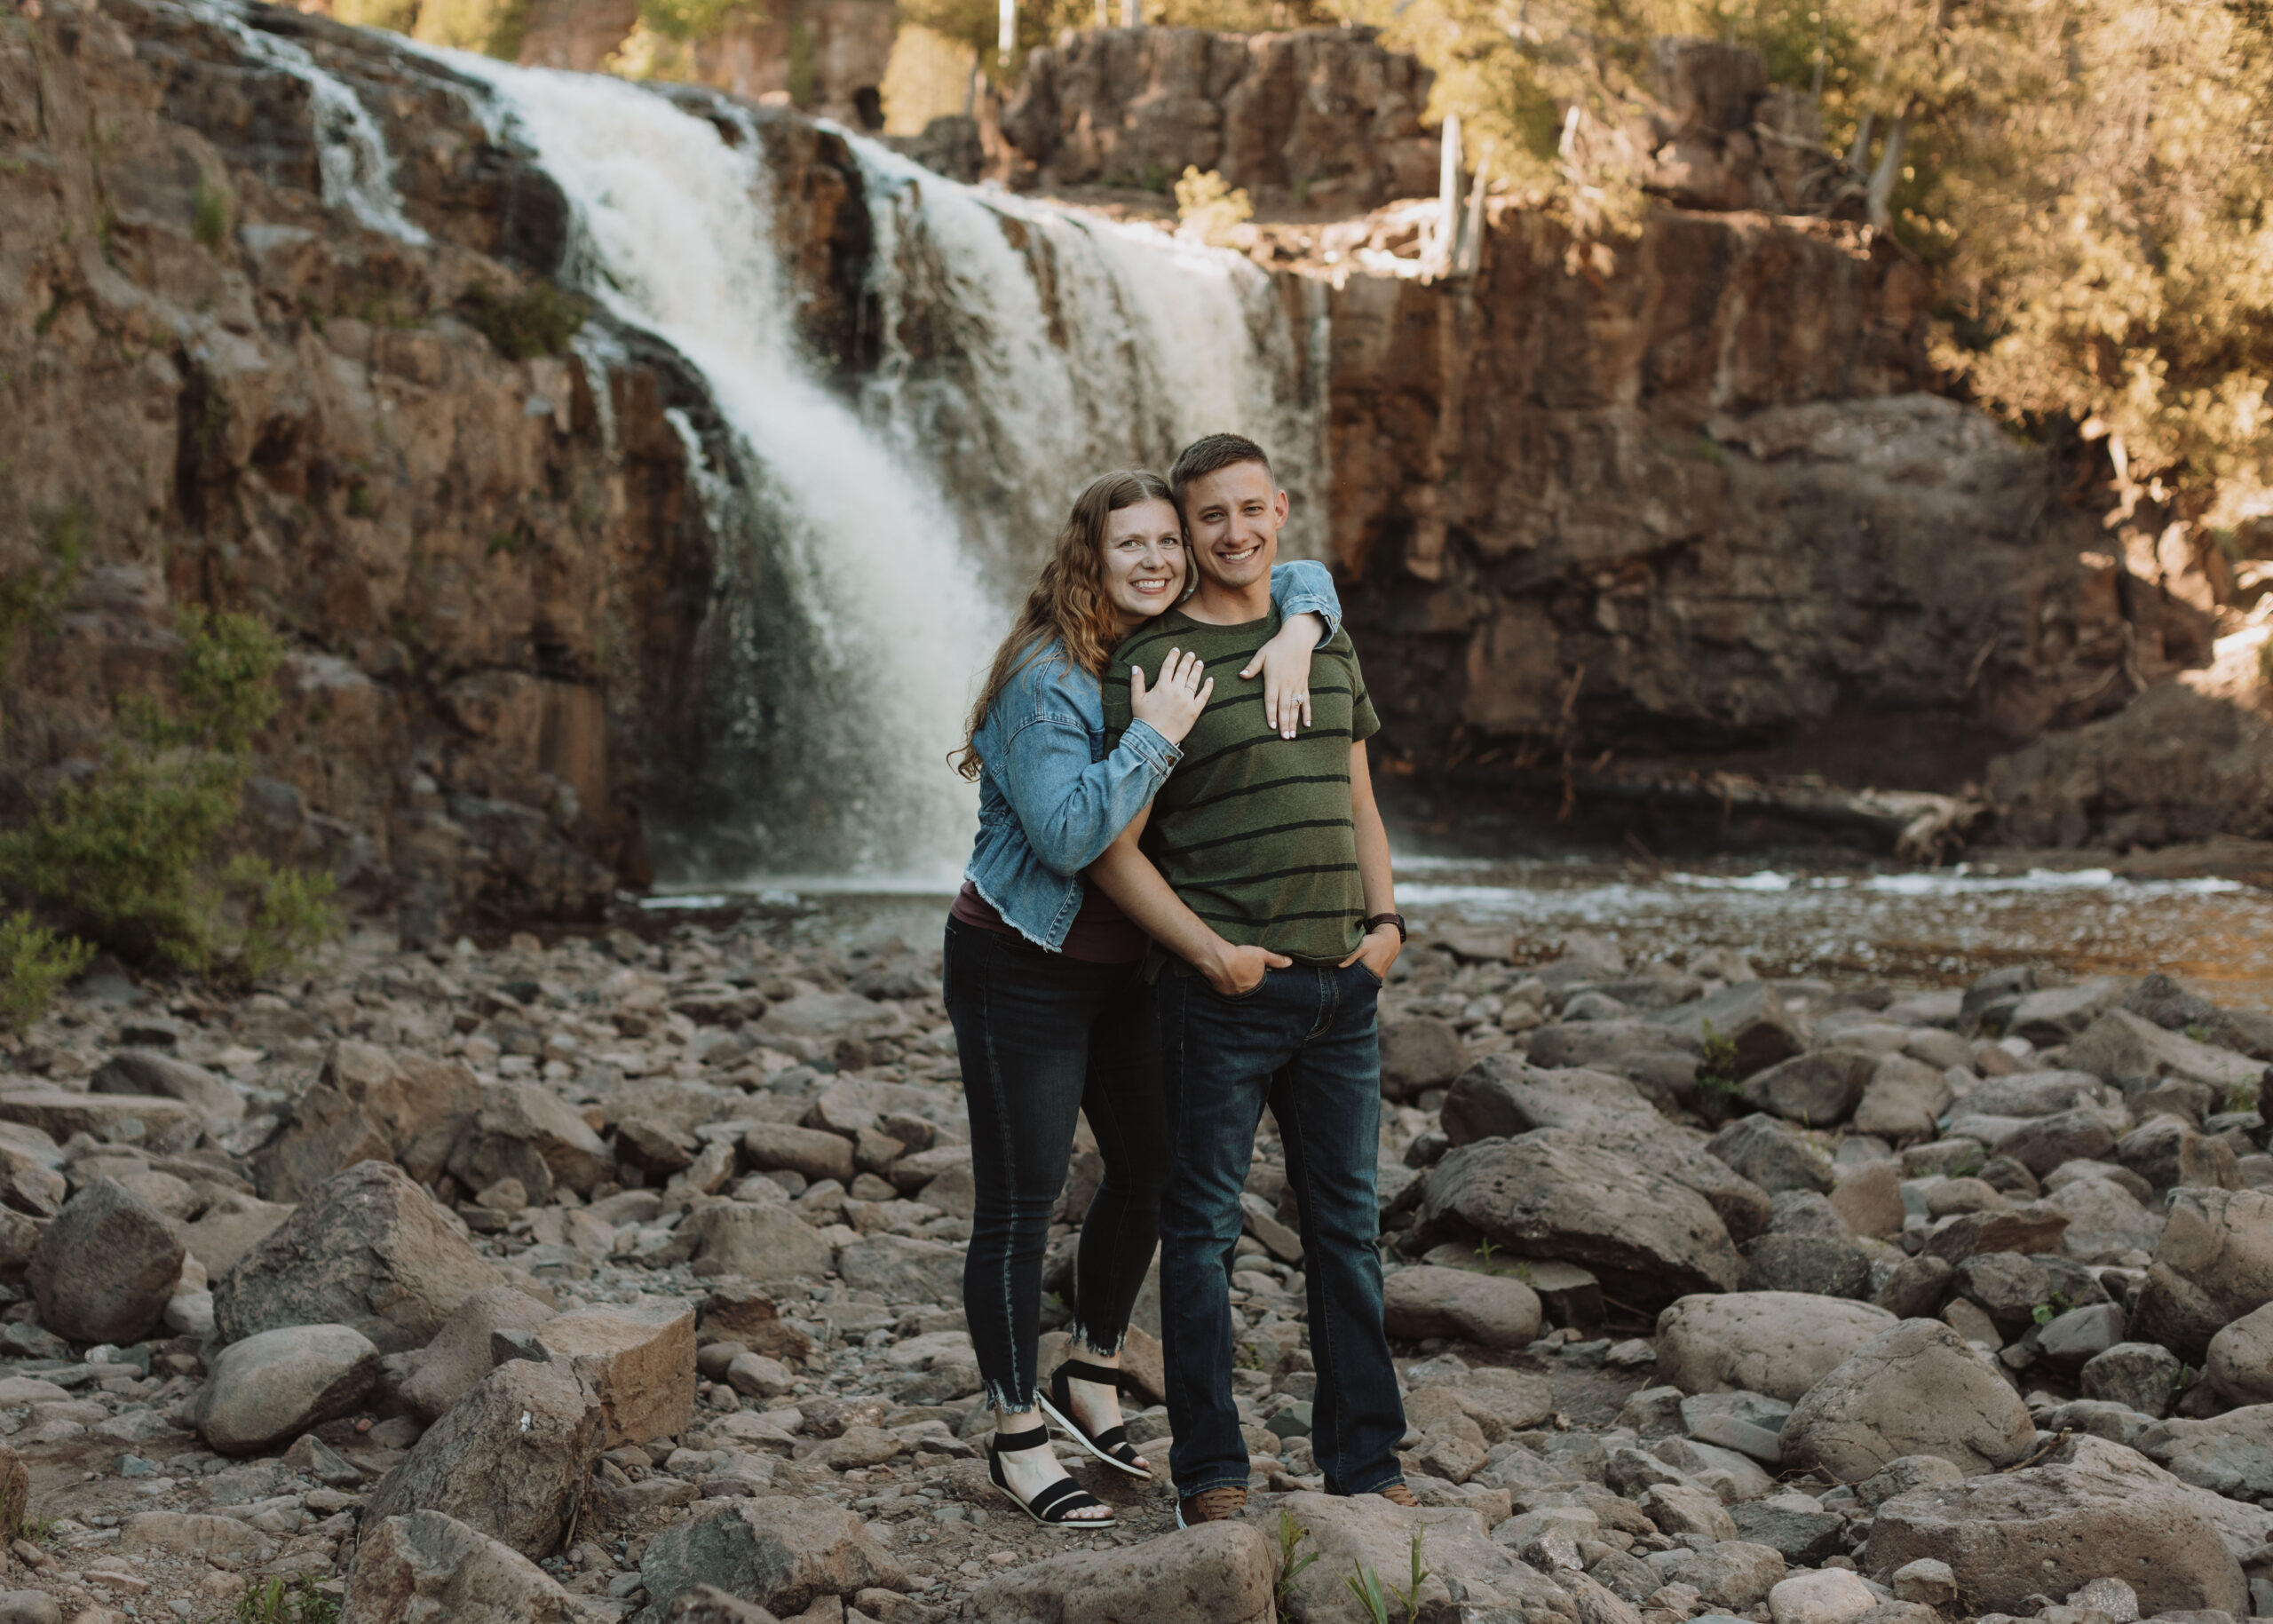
[1101,606,1380,964]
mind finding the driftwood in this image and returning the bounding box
[1445,765,1988,863]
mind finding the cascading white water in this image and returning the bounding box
[274,19,1325,886]
[187,0,428,242]
[851,141,1326,597]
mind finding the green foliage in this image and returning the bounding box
[461,281,589,362]
[192,175,229,253]
[1698,1018,1740,1095]
[2184,1022,2212,1042]
[0,503,87,687]
[0,914,92,1035]
[233,1573,339,1624]
[1276,1509,1320,1605]
[1474,1236,1501,1265]
[786,18,816,107]
[2228,1079,2262,1113]
[410,0,529,58]
[0,608,341,979]
[1345,1530,1430,1624]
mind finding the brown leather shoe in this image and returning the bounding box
[1376,1483,1419,1507]
[1176,1485,1249,1527]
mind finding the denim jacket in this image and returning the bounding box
[963,559,1343,950]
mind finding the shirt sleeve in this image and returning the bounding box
[1269,558,1343,645]
[1345,641,1382,745]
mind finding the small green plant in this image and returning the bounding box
[2227,1080,2261,1113]
[233,1573,338,1623]
[1474,1237,1501,1265]
[9,1515,57,1547]
[1698,1018,1740,1095]
[0,914,94,1034]
[486,529,522,558]
[192,175,230,252]
[1275,1509,1319,1605]
[2031,1291,2075,1327]
[2183,1022,2212,1042]
[345,482,375,519]
[1345,1530,1430,1624]
[1951,1153,1986,1179]
[461,279,588,361]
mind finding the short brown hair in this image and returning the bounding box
[1168,432,1275,507]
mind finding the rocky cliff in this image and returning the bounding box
[1,0,876,939]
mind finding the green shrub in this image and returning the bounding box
[461,281,588,361]
[193,175,230,253]
[0,607,340,980]
[0,913,93,1034]
[233,1573,338,1624]
[0,504,87,685]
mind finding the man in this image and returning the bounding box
[1089,432,1410,1528]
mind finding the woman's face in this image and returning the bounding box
[1098,497,1187,630]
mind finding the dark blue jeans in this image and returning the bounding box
[943,919,1166,1414]
[1156,961,1406,1498]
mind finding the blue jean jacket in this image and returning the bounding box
[963,559,1342,951]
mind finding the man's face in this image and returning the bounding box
[1182,460,1287,593]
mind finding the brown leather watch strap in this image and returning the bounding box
[1364,912,1408,942]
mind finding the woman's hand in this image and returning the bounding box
[1240,612,1326,739]
[1129,649,1213,748]
[1201,939,1292,996]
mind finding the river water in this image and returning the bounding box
[647,855,2273,1009]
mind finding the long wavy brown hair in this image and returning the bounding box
[952,469,1178,781]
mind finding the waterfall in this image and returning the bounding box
[285,21,1323,887]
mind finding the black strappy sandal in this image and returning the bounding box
[987,1427,1116,1528]
[1037,1359,1151,1480]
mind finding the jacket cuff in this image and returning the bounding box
[1279,594,1341,644]
[1120,719,1183,776]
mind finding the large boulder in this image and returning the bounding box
[2134,1406,2273,1500]
[90,1049,243,1121]
[634,1497,905,1622]
[535,1298,696,1447]
[400,1284,560,1422]
[1245,1491,1579,1623]
[1862,1436,2256,1615]
[365,1359,604,1560]
[2129,1186,2273,1360]
[2206,1301,2273,1406]
[213,1161,504,1352]
[2039,1175,2164,1260]
[255,1045,480,1200]
[447,1081,614,1203]
[1441,1058,1662,1145]
[1707,1115,1835,1195]
[677,1199,835,1284]
[970,1519,1276,1623]
[1850,1055,1954,1142]
[1780,1319,2037,1481]
[1739,1051,1873,1126]
[193,1323,380,1455]
[347,1508,606,1623]
[1651,982,1807,1078]
[1380,1017,1465,1099]
[28,1176,184,1344]
[1382,1265,1542,1347]
[1655,1293,1896,1402]
[2064,1009,2261,1097]
[1418,1130,1742,1311]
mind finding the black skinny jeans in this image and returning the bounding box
[942,917,1167,1414]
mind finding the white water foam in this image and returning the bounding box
[188,0,428,242]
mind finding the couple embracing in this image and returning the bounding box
[942,433,1413,1533]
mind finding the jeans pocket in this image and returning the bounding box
[1350,960,1384,989]
[1204,971,1268,1003]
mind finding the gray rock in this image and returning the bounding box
[90,1049,244,1121]
[1763,1190,1850,1239]
[739,1123,855,1188]
[447,1081,614,1204]
[1651,982,1807,1079]
[1862,1434,2252,1615]
[214,1160,504,1353]
[1707,1115,1835,1195]
[1869,1253,1952,1319]
[1248,1489,1577,1621]
[1440,1058,1661,1145]
[346,1508,606,1623]
[194,1323,380,1455]
[633,1497,905,1622]
[2206,1301,2273,1406]
[2035,1302,2126,1369]
[27,1176,183,1344]
[0,1592,60,1624]
[1855,1453,1963,1509]
[2041,1174,2166,1260]
[1727,1499,1844,1565]
[2131,1187,2273,1361]
[1740,1051,1874,1127]
[1921,1206,2072,1264]
[1681,1390,1793,1464]
[1780,1319,2038,1481]
[1654,1292,1894,1402]
[677,1199,835,1285]
[2008,978,2128,1045]
[1382,1264,1542,1347]
[2134,1406,2273,1499]
[365,1359,604,1560]
[1993,1108,2120,1176]
[1827,1161,1905,1240]
[400,1283,559,1422]
[1381,1017,1466,1099]
[1966,1071,2111,1118]
[1418,1130,1742,1311]
[836,1234,963,1303]
[2066,1009,2261,1097]
[1952,1251,2054,1335]
[972,1517,1275,1623]
[1888,1557,1958,1610]
[1739,1233,1870,1297]
[1646,1540,1787,1609]
[1851,1054,1954,1143]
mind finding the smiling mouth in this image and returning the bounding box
[1216,544,1260,565]
[1129,577,1173,595]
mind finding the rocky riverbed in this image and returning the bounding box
[0,914,2264,1623]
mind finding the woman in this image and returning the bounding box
[945,467,1341,1526]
